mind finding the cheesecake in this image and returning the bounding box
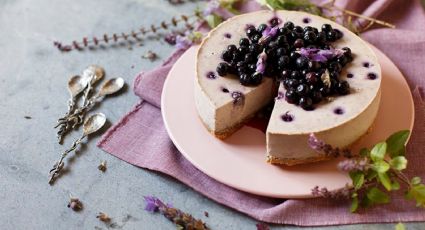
[194,10,381,165]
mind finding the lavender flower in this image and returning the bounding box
[255,50,267,74]
[338,158,370,172]
[299,47,345,62]
[175,35,192,50]
[259,26,278,44]
[311,184,352,200]
[308,133,352,158]
[143,196,209,230]
[164,33,177,45]
[203,0,220,16]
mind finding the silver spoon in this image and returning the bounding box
[55,75,88,143]
[81,65,105,106]
[68,78,125,125]
[49,113,106,184]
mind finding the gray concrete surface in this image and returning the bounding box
[0,0,424,229]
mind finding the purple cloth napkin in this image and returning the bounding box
[98,0,425,226]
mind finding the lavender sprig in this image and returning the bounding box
[309,130,425,212]
[298,47,344,62]
[255,50,267,74]
[144,196,209,230]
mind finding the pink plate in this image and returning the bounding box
[161,45,414,198]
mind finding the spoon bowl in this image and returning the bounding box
[68,75,88,97]
[82,65,105,84]
[98,77,125,97]
[83,113,106,135]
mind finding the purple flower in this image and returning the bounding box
[299,47,344,62]
[308,133,353,158]
[175,35,192,50]
[338,158,370,172]
[164,33,177,45]
[255,50,267,74]
[143,196,166,212]
[203,0,220,16]
[259,26,278,44]
[311,184,352,200]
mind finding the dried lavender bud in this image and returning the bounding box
[204,211,209,217]
[142,51,158,62]
[98,160,107,172]
[144,196,209,230]
[338,157,370,172]
[308,133,353,158]
[67,197,83,211]
[96,212,111,222]
[164,33,177,45]
[311,184,352,200]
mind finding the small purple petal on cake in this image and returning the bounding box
[231,91,244,106]
[299,47,344,63]
[333,107,344,115]
[367,72,378,80]
[308,133,325,152]
[206,71,217,79]
[224,33,232,39]
[281,112,294,122]
[221,87,229,93]
[255,50,267,74]
[363,62,370,68]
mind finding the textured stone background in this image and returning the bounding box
[0,0,424,229]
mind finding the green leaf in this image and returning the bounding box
[378,172,392,191]
[205,14,223,29]
[372,161,390,173]
[412,177,422,185]
[366,170,377,180]
[219,0,241,15]
[350,196,359,213]
[386,130,410,157]
[405,184,425,208]
[370,142,387,162]
[367,187,390,204]
[350,172,364,190]
[392,181,400,190]
[395,222,406,230]
[263,0,321,15]
[390,156,408,171]
[359,148,369,157]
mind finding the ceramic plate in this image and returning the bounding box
[161,45,414,198]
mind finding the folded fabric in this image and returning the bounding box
[98,0,425,225]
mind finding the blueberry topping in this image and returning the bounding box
[303,17,311,24]
[224,33,232,39]
[281,112,294,122]
[367,73,378,80]
[333,107,345,115]
[363,62,370,68]
[214,20,353,110]
[206,71,217,79]
[221,87,229,93]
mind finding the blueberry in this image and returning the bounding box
[290,51,301,61]
[216,62,229,76]
[257,24,267,33]
[278,27,290,35]
[289,31,301,41]
[239,38,250,47]
[303,31,317,43]
[342,47,352,56]
[337,56,348,66]
[276,35,287,45]
[321,24,332,32]
[245,53,254,63]
[295,56,308,69]
[249,43,262,54]
[269,17,280,26]
[284,21,294,30]
[334,29,343,39]
[319,87,330,96]
[326,30,337,41]
[329,62,342,72]
[287,79,300,88]
[293,38,304,48]
[329,71,339,79]
[285,89,299,104]
[251,34,261,43]
[303,26,314,32]
[294,26,303,33]
[221,50,232,62]
[251,72,263,85]
[227,44,237,52]
[231,52,242,62]
[337,81,350,95]
[239,74,251,85]
[281,69,291,79]
[311,91,323,103]
[275,47,287,56]
[290,70,301,79]
[246,27,257,38]
[299,97,314,110]
[316,31,326,43]
[278,56,290,67]
[268,41,278,49]
[296,84,310,96]
[307,61,321,71]
[238,46,249,54]
[248,63,256,72]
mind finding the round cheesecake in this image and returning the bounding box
[195,10,381,165]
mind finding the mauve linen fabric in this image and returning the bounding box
[98,0,425,225]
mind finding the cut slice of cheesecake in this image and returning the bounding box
[195,10,381,165]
